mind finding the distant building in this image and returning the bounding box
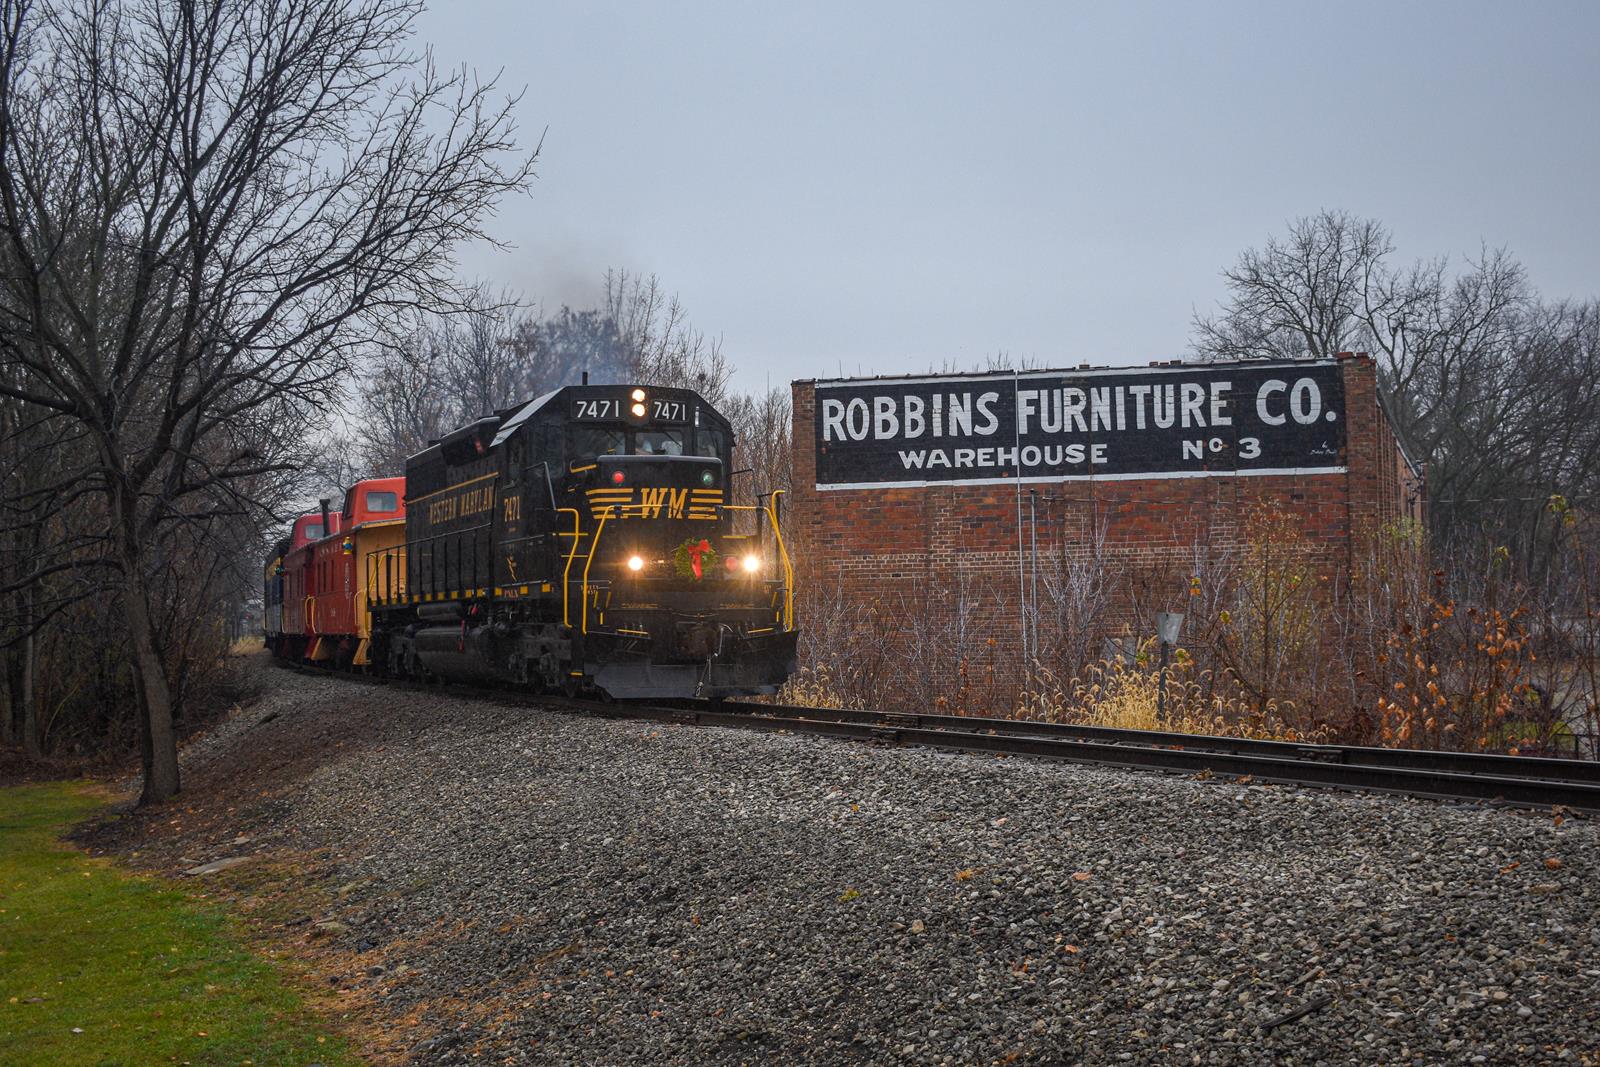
[789,352,1423,665]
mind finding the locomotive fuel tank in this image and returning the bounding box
[411,624,506,682]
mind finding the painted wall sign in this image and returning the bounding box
[813,361,1346,489]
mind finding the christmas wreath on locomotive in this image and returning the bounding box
[363,383,797,698]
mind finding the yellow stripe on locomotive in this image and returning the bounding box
[584,485,723,520]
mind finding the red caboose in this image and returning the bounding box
[304,477,406,666]
[278,509,341,658]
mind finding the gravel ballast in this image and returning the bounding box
[124,663,1600,1064]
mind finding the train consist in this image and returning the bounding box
[264,383,797,699]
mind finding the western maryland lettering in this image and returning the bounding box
[586,486,722,520]
[813,362,1347,488]
[425,479,498,525]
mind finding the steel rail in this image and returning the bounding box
[694,700,1600,785]
[671,704,1600,812]
[275,662,1600,812]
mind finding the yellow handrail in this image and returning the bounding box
[365,547,407,607]
[581,512,610,634]
[390,548,407,603]
[766,490,794,631]
[558,507,582,627]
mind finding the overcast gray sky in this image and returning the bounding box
[418,0,1600,393]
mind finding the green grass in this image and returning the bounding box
[0,782,358,1066]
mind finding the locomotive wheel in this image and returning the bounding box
[524,661,548,694]
[511,655,540,692]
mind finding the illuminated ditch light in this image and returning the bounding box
[627,555,645,572]
[742,555,761,573]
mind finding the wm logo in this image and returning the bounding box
[638,488,690,519]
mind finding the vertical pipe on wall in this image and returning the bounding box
[1012,369,1027,682]
[1029,488,1039,663]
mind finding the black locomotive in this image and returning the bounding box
[367,383,798,699]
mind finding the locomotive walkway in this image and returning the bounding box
[92,658,1600,1065]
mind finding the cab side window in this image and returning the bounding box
[505,438,524,483]
[693,427,728,461]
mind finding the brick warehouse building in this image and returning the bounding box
[788,353,1423,674]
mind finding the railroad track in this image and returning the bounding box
[279,662,1600,813]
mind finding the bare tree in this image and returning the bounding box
[355,303,512,475]
[1031,512,1116,679]
[1192,211,1600,572]
[356,268,739,485]
[722,386,792,510]
[1192,210,1391,363]
[0,0,534,803]
[355,293,632,474]
[512,305,630,393]
[446,286,527,422]
[605,269,734,405]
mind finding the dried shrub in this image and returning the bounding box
[1019,644,1323,742]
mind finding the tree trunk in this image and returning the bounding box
[125,564,179,804]
[0,649,13,747]
[112,477,180,805]
[19,607,38,759]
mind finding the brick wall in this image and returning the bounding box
[789,354,1422,666]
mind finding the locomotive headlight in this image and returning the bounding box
[627,555,645,572]
[742,554,761,574]
[631,402,647,418]
[631,388,646,402]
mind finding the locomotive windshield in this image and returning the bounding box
[568,425,704,461]
[633,430,684,455]
[570,426,625,460]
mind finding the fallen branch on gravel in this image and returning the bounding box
[1259,994,1334,1034]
